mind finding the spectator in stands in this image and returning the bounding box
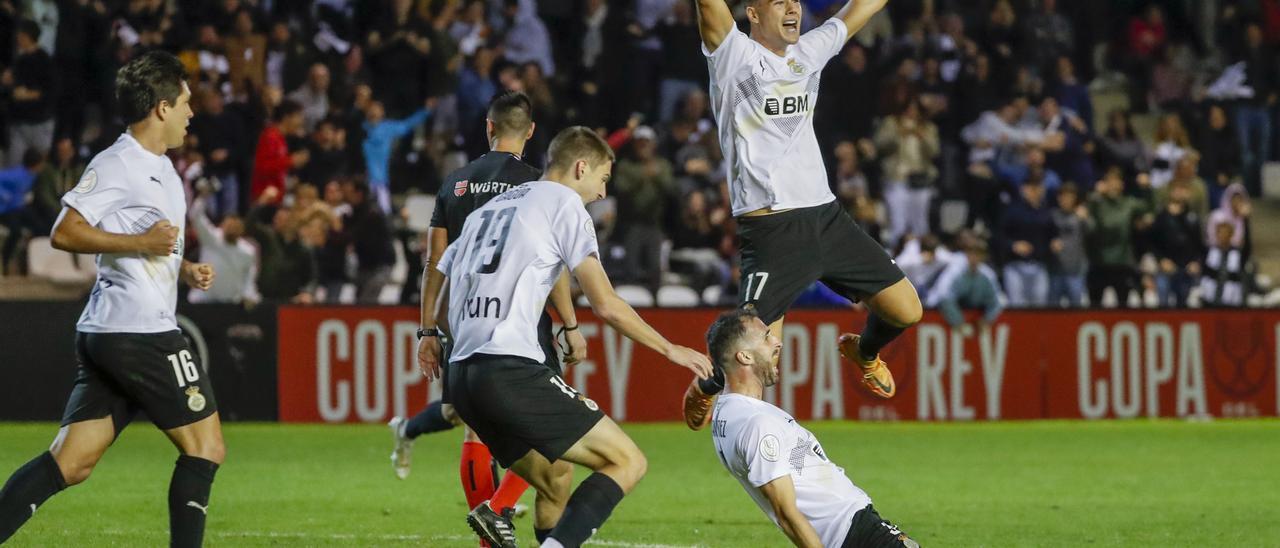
[1232,23,1276,196]
[1049,183,1091,307]
[817,44,879,148]
[341,180,395,304]
[876,100,940,247]
[299,118,349,187]
[367,0,430,116]
[655,0,706,124]
[1098,109,1150,185]
[362,98,434,213]
[896,234,957,305]
[1198,104,1240,208]
[188,191,260,305]
[1151,112,1191,189]
[980,0,1022,86]
[997,147,1061,194]
[1052,56,1092,132]
[1150,44,1193,114]
[1157,154,1209,220]
[190,88,247,220]
[246,187,316,303]
[4,20,55,167]
[1151,183,1204,308]
[613,125,676,292]
[317,180,352,303]
[224,8,266,96]
[0,150,44,275]
[1124,5,1167,112]
[999,176,1058,307]
[288,63,332,133]
[1087,167,1154,307]
[458,46,498,155]
[500,0,555,77]
[1037,96,1092,192]
[1200,223,1246,307]
[30,138,82,234]
[669,190,728,291]
[1206,183,1252,263]
[939,240,1004,335]
[1024,0,1074,76]
[251,99,308,206]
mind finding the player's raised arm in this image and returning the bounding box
[574,256,712,379]
[694,0,736,52]
[834,0,889,42]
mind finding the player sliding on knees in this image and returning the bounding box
[705,309,919,547]
[0,51,224,547]
[425,126,712,548]
[684,0,922,430]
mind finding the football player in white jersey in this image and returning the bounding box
[706,309,919,547]
[0,51,223,547]
[684,0,924,429]
[428,126,712,548]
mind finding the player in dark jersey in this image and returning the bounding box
[385,91,587,540]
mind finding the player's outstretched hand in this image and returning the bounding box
[182,262,216,290]
[417,335,443,380]
[564,328,588,366]
[666,344,713,380]
[139,220,179,256]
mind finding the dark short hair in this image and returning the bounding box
[705,308,759,372]
[116,51,188,125]
[344,179,370,198]
[21,148,45,169]
[17,19,40,42]
[273,99,303,123]
[547,126,615,173]
[487,90,533,138]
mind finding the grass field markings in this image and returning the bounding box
[92,528,700,546]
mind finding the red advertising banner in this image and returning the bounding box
[277,307,1279,423]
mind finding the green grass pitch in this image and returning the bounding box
[1,420,1277,547]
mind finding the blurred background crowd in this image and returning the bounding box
[1,0,1279,317]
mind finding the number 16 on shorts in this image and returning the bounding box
[167,350,200,387]
[743,272,769,302]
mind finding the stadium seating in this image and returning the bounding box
[27,237,95,285]
[656,285,700,307]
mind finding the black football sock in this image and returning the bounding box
[547,472,625,548]
[857,313,907,362]
[0,452,66,543]
[535,527,553,544]
[696,365,725,395]
[169,455,218,548]
[404,400,455,439]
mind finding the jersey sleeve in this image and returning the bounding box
[738,414,794,487]
[429,187,448,228]
[553,201,600,271]
[703,25,755,84]
[436,241,458,276]
[60,157,129,227]
[794,18,848,68]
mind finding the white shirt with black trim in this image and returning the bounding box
[438,181,598,364]
[711,393,871,547]
[62,133,187,333]
[705,18,847,216]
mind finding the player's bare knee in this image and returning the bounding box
[442,404,463,426]
[51,453,97,486]
[184,437,226,464]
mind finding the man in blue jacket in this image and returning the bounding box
[363,97,434,213]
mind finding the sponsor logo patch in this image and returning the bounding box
[454,180,469,197]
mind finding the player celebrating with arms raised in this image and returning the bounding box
[706,309,919,547]
[684,0,922,428]
[430,127,712,548]
[0,51,223,547]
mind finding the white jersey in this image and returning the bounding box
[438,181,598,363]
[711,393,871,547]
[62,133,187,333]
[705,18,847,216]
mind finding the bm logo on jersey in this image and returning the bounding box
[763,94,810,118]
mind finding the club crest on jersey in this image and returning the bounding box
[73,169,97,193]
[787,58,806,75]
[763,94,810,118]
[185,386,206,412]
[759,434,780,461]
[454,180,469,197]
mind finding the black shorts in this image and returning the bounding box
[738,201,904,324]
[841,505,919,548]
[446,353,604,468]
[441,311,561,405]
[61,331,218,432]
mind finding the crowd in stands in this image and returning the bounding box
[0,0,1278,314]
